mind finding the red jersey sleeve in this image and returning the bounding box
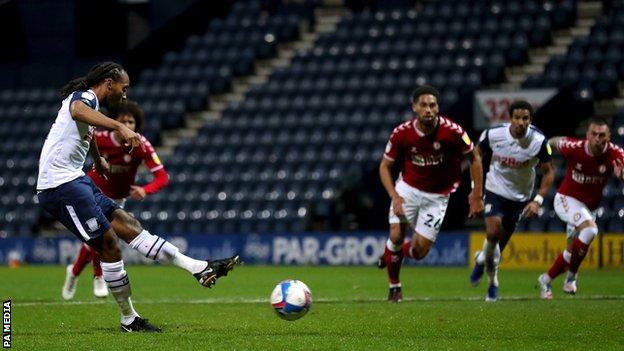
[136,135,169,195]
[441,117,474,154]
[555,137,580,158]
[138,136,164,172]
[383,121,409,161]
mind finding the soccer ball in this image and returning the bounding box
[270,279,312,321]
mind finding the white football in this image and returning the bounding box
[270,279,312,321]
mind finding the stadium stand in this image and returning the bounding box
[2,0,624,236]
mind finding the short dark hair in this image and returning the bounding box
[587,117,608,128]
[508,100,533,117]
[111,100,144,133]
[411,85,440,103]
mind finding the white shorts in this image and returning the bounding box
[388,180,450,242]
[553,193,596,238]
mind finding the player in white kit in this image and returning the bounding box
[469,100,555,301]
[37,62,239,332]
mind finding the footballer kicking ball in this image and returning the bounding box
[270,279,312,321]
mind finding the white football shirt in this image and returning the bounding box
[480,123,551,202]
[36,90,99,190]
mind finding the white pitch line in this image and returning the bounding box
[13,294,624,307]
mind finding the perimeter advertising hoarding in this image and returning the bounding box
[0,232,469,266]
[469,232,624,269]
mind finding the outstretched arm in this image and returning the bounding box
[71,101,142,149]
[547,136,563,153]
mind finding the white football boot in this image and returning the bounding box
[62,264,78,300]
[563,279,577,295]
[537,274,553,300]
[93,276,109,298]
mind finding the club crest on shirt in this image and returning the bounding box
[123,154,132,163]
[433,142,441,150]
[86,218,99,232]
[599,165,606,173]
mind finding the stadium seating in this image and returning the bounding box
[4,0,624,235]
[523,1,624,101]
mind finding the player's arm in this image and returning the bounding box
[88,137,109,179]
[379,157,405,217]
[130,139,170,200]
[466,148,484,218]
[70,100,142,148]
[613,153,624,181]
[547,136,564,153]
[523,138,555,218]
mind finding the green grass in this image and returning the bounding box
[2,265,623,350]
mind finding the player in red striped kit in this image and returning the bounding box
[537,118,624,299]
[377,85,484,302]
[62,100,170,300]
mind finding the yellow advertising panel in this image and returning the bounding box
[469,232,600,269]
[601,234,624,267]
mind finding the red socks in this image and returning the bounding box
[72,244,92,276]
[384,246,404,285]
[547,252,568,280]
[568,238,590,274]
[71,244,103,277]
[402,241,414,259]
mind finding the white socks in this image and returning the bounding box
[386,238,401,252]
[172,252,208,274]
[101,260,139,325]
[483,239,501,287]
[129,230,178,261]
[129,230,207,274]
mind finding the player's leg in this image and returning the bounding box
[383,223,409,302]
[471,192,502,289]
[381,180,418,302]
[90,249,108,298]
[539,193,592,298]
[37,176,158,331]
[566,220,597,290]
[109,209,239,287]
[482,216,502,301]
[404,191,449,260]
[88,229,160,332]
[62,243,92,300]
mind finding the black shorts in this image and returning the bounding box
[484,190,527,232]
[37,176,120,242]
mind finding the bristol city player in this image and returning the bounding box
[538,118,624,299]
[378,85,484,302]
[62,101,169,300]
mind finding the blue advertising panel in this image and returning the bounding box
[0,231,469,266]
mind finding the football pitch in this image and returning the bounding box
[2,265,623,350]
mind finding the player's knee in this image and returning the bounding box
[411,235,433,260]
[389,224,404,244]
[113,209,143,234]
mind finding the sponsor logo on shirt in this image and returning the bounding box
[493,155,531,168]
[411,153,444,166]
[571,170,605,184]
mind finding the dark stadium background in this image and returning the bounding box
[0,0,622,240]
